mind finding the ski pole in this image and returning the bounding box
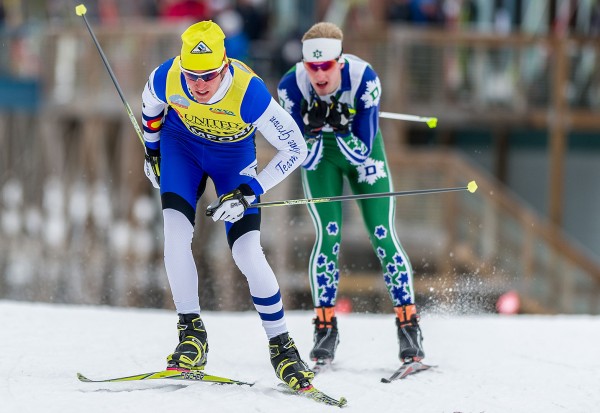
[252,181,477,208]
[379,112,438,128]
[349,107,438,128]
[75,4,145,146]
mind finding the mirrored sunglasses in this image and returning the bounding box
[304,59,339,72]
[180,61,226,82]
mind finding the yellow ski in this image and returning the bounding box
[277,383,348,408]
[77,370,254,386]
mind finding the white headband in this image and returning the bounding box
[302,38,342,62]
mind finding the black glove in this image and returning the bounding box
[326,95,351,135]
[205,183,256,223]
[301,98,329,137]
[144,147,161,189]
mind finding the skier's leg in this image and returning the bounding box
[160,134,210,370]
[230,225,314,389]
[348,132,425,361]
[301,164,344,307]
[301,160,344,362]
[230,229,287,338]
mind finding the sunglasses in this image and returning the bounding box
[180,60,226,82]
[303,59,340,72]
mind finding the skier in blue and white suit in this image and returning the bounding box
[141,20,314,390]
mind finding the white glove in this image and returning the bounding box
[206,185,256,223]
[144,154,160,189]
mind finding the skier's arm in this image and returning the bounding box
[141,61,170,188]
[331,67,380,166]
[241,77,307,196]
[348,67,381,157]
[141,62,170,154]
[277,69,324,170]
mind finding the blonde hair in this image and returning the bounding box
[302,22,343,42]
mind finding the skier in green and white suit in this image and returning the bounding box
[277,22,425,367]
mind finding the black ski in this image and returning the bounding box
[381,360,435,383]
[311,358,333,376]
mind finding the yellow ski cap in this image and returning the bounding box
[180,21,226,70]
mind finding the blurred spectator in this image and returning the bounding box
[441,0,478,30]
[443,0,461,29]
[387,0,411,22]
[0,2,5,27]
[274,29,302,77]
[592,2,600,35]
[387,0,445,26]
[215,8,249,60]
[493,3,511,34]
[98,0,120,24]
[235,0,268,40]
[410,0,444,26]
[43,0,158,23]
[159,0,211,21]
[117,0,160,20]
[46,0,78,24]
[460,0,478,29]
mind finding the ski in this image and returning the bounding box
[78,369,346,406]
[77,369,254,386]
[380,360,435,383]
[277,383,347,407]
[311,358,333,376]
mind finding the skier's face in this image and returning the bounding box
[303,59,344,96]
[181,61,228,103]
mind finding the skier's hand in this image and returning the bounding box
[144,149,160,189]
[327,95,351,135]
[301,98,329,137]
[206,184,256,223]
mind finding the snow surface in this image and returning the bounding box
[1,300,598,413]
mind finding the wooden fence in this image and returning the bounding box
[1,23,599,313]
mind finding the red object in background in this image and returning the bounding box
[496,290,520,314]
[160,0,210,21]
[336,297,353,314]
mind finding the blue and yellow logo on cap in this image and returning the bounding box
[180,21,226,70]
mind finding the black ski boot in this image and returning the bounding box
[269,332,314,390]
[310,313,340,362]
[166,313,208,370]
[395,304,425,362]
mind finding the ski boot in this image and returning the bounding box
[310,307,340,362]
[269,332,314,390]
[395,304,425,362]
[166,313,208,370]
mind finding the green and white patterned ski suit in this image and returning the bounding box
[278,54,415,308]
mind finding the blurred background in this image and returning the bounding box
[1,0,599,315]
